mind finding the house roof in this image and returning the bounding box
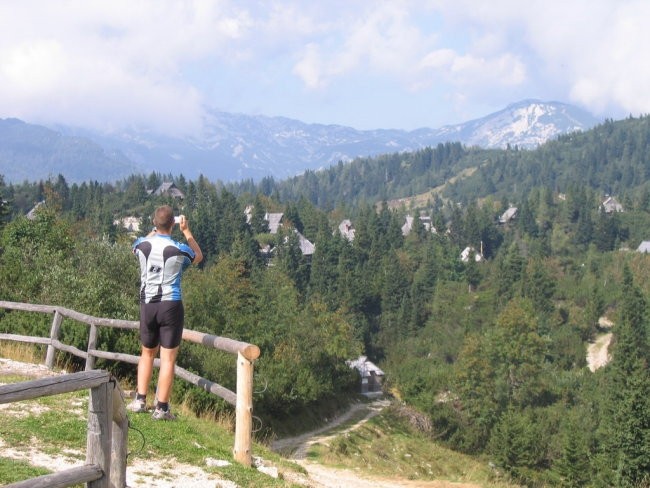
[26,201,46,220]
[338,219,355,241]
[264,212,284,234]
[114,216,141,233]
[277,230,315,256]
[244,205,253,224]
[602,196,623,213]
[460,246,483,262]
[153,182,184,199]
[295,231,315,255]
[402,215,414,236]
[346,355,385,378]
[499,207,518,224]
[402,214,436,236]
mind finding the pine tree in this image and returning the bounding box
[554,413,591,488]
[522,259,556,315]
[600,265,650,487]
[496,243,525,303]
[250,194,269,234]
[0,175,11,229]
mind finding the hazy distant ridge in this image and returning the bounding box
[0,100,600,183]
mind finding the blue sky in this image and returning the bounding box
[0,0,647,135]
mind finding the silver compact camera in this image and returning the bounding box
[174,216,182,224]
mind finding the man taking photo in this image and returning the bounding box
[128,205,203,420]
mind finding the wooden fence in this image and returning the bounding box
[0,370,128,488]
[0,300,260,469]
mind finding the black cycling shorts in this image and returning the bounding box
[139,301,184,349]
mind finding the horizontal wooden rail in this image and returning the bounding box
[0,332,51,345]
[0,300,259,359]
[4,464,103,488]
[183,329,260,361]
[0,301,138,329]
[0,369,110,404]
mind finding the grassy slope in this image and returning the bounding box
[0,373,304,487]
[305,406,519,488]
[385,165,479,210]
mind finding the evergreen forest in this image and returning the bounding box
[1,115,650,487]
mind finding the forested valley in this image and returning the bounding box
[1,115,650,487]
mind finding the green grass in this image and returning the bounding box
[0,374,305,487]
[306,406,518,487]
[126,410,302,486]
[0,457,50,484]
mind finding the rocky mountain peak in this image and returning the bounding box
[0,100,601,183]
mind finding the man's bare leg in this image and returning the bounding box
[137,345,159,397]
[156,345,179,403]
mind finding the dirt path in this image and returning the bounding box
[586,317,614,373]
[272,398,481,488]
[587,332,612,372]
[296,462,481,488]
[271,398,391,458]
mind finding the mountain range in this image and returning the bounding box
[0,99,601,184]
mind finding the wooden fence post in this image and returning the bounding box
[111,380,128,488]
[87,381,112,488]
[86,323,98,371]
[233,351,255,466]
[45,310,63,369]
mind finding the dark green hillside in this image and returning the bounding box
[236,115,650,209]
[227,141,487,208]
[445,116,650,203]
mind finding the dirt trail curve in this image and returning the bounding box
[586,316,614,373]
[272,398,480,488]
[271,398,391,458]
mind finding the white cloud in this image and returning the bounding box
[0,0,251,135]
[2,41,67,96]
[419,49,525,86]
[292,3,434,89]
[425,0,650,117]
[292,43,326,90]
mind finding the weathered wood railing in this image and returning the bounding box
[0,300,260,468]
[0,370,127,488]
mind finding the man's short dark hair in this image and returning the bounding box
[153,205,174,230]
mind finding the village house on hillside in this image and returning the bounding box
[338,219,355,241]
[637,241,650,253]
[460,246,484,263]
[347,355,384,396]
[402,214,436,236]
[499,206,518,224]
[26,201,46,220]
[114,216,141,233]
[264,212,284,234]
[152,182,184,199]
[601,196,623,213]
